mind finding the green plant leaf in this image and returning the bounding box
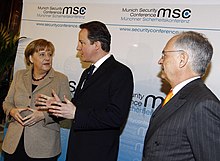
[0,23,19,82]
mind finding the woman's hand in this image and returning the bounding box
[10,108,45,126]
[22,108,45,126]
[9,108,31,126]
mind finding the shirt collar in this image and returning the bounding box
[93,53,111,72]
[173,76,200,95]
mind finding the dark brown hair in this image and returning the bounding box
[80,21,111,52]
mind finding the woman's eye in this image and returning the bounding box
[40,53,45,57]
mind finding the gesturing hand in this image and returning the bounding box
[48,95,76,119]
[35,89,76,119]
[35,89,61,110]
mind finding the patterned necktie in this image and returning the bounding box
[162,89,173,107]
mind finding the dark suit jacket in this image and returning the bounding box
[142,78,220,161]
[66,55,134,161]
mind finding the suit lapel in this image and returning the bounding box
[145,78,202,143]
[23,69,33,94]
[33,69,54,93]
[79,55,115,92]
[145,93,186,143]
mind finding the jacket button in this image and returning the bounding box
[155,141,159,146]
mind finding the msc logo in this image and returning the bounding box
[62,6,86,15]
[144,95,164,109]
[157,8,191,19]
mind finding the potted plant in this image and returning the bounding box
[0,23,19,123]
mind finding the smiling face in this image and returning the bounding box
[29,47,53,74]
[76,29,97,63]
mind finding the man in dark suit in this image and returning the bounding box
[142,31,220,161]
[36,21,134,161]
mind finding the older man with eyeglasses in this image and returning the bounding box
[142,31,220,161]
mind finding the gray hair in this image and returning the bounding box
[173,31,213,76]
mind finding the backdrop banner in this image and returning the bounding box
[13,1,220,161]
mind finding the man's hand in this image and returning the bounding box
[36,89,76,119]
[48,95,76,119]
[35,89,61,110]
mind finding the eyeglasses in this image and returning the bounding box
[161,50,185,59]
[162,50,185,54]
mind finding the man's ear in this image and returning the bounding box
[94,41,101,51]
[179,52,189,68]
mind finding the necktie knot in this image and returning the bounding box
[86,65,95,80]
[162,89,173,107]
